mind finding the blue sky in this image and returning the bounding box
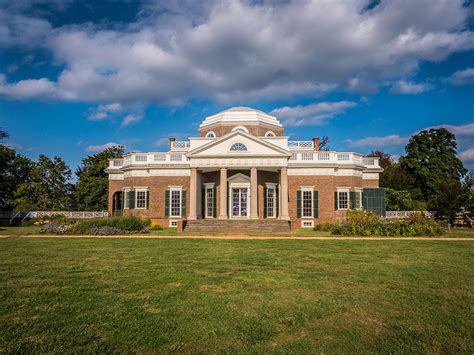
[0,0,473,172]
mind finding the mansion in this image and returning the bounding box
[106,107,384,232]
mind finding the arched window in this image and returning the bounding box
[231,126,249,133]
[265,131,275,137]
[230,143,248,152]
[205,131,216,138]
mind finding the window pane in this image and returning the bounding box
[136,191,146,208]
[267,187,275,217]
[338,191,348,209]
[302,190,313,217]
[171,190,181,216]
[206,187,213,217]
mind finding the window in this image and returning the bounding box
[205,131,216,138]
[170,188,182,217]
[231,126,249,133]
[302,220,314,228]
[302,187,313,218]
[205,184,214,218]
[230,143,247,151]
[135,189,147,209]
[265,131,275,137]
[266,184,277,218]
[337,189,349,210]
[169,220,178,227]
[355,189,362,209]
[123,188,130,209]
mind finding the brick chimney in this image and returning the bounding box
[313,137,320,151]
[169,137,175,149]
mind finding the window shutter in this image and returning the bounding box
[276,185,279,218]
[129,191,135,209]
[181,190,187,217]
[263,186,268,218]
[146,191,150,209]
[121,192,125,210]
[201,188,205,218]
[296,190,302,218]
[212,188,217,218]
[334,191,338,210]
[313,191,318,218]
[164,190,170,217]
[350,191,356,209]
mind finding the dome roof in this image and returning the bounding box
[199,106,283,129]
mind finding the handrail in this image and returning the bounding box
[9,211,21,225]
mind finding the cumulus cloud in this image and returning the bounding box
[121,114,143,127]
[389,80,433,94]
[446,68,474,86]
[87,103,124,121]
[270,101,357,126]
[0,0,472,104]
[459,148,474,162]
[348,134,409,148]
[85,142,122,153]
[432,123,474,137]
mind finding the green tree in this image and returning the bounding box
[428,181,469,224]
[385,188,426,211]
[0,129,16,209]
[12,155,73,210]
[318,135,330,151]
[74,145,124,210]
[400,128,467,200]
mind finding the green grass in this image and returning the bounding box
[0,225,40,236]
[1,238,473,352]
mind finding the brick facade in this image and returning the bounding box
[199,124,284,137]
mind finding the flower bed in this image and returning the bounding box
[39,216,151,235]
[314,210,444,237]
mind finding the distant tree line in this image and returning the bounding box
[0,128,123,212]
[369,128,473,223]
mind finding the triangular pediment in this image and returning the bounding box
[187,130,291,158]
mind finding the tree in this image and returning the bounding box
[318,135,330,151]
[74,145,124,210]
[368,150,392,169]
[400,128,467,200]
[385,188,426,211]
[12,155,73,210]
[428,181,469,224]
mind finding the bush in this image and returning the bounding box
[322,210,444,237]
[149,222,163,231]
[39,216,150,235]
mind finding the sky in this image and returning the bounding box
[0,0,473,172]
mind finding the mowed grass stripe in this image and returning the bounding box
[0,238,472,353]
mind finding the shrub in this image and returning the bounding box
[39,222,69,235]
[149,222,163,231]
[313,223,336,232]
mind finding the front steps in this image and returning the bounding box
[184,219,291,233]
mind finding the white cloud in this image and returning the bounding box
[87,103,124,121]
[270,101,357,126]
[389,80,433,94]
[348,134,409,148]
[459,148,474,162]
[432,123,474,137]
[85,142,121,153]
[446,68,474,86]
[121,114,143,127]
[0,0,473,104]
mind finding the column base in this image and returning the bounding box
[250,215,259,219]
[218,215,228,220]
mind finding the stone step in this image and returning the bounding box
[184,219,291,233]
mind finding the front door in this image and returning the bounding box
[231,187,248,218]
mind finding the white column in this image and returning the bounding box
[250,167,258,219]
[188,168,197,220]
[219,168,228,219]
[280,167,289,220]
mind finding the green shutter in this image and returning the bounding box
[212,188,217,218]
[164,190,170,217]
[362,188,386,216]
[263,186,268,218]
[313,191,318,218]
[350,191,356,209]
[296,190,302,218]
[129,191,135,209]
[181,190,187,217]
[276,185,279,218]
[121,191,125,210]
[201,188,205,218]
[334,191,338,210]
[146,191,150,209]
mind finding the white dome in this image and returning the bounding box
[199,107,283,129]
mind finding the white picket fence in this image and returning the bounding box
[385,211,433,219]
[0,211,109,224]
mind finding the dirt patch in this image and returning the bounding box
[200,284,225,292]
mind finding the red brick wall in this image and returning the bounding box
[362,179,379,188]
[199,124,284,137]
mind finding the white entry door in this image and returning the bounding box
[231,187,249,218]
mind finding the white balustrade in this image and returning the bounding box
[171,141,190,150]
[288,141,314,149]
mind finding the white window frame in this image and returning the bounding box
[265,131,276,137]
[231,125,249,133]
[301,186,314,218]
[170,186,182,218]
[135,188,148,209]
[204,183,215,219]
[205,131,216,138]
[169,220,178,228]
[337,188,350,210]
[229,142,248,152]
[266,183,277,218]
[301,220,314,228]
[123,187,131,209]
[355,188,362,210]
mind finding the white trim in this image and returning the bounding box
[301,187,314,218]
[228,184,250,219]
[169,220,178,227]
[203,182,215,187]
[265,131,276,137]
[355,188,363,210]
[336,188,350,210]
[231,125,249,133]
[301,220,314,228]
[123,188,131,209]
[205,131,216,138]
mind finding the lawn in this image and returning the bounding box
[1,237,473,352]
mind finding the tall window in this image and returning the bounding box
[302,188,313,217]
[136,190,147,209]
[337,189,349,210]
[205,185,214,218]
[355,190,362,209]
[170,188,182,217]
[230,143,247,151]
[266,185,276,218]
[123,188,130,209]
